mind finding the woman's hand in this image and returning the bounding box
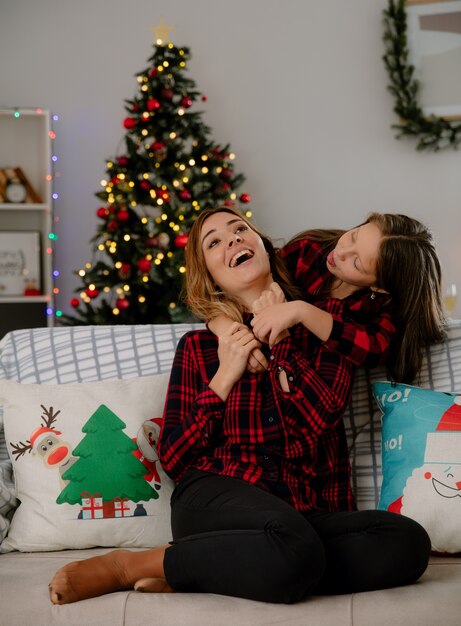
[209,322,260,400]
[208,315,267,374]
[247,346,268,374]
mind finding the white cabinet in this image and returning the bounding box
[0,108,54,337]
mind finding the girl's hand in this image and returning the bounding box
[252,282,286,314]
[209,323,260,400]
[251,283,292,347]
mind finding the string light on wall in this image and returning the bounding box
[43,111,61,320]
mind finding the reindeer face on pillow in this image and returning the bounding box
[10,405,76,485]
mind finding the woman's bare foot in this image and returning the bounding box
[134,577,174,593]
[49,546,168,604]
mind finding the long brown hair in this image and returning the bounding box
[288,212,446,383]
[184,207,301,322]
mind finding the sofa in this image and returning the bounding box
[0,321,460,626]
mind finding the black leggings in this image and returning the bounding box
[163,469,431,604]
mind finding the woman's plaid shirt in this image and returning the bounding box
[158,238,396,513]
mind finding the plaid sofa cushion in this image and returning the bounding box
[1,320,460,538]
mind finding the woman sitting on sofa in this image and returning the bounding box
[49,206,441,605]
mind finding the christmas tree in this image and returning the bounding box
[57,404,158,505]
[63,21,251,325]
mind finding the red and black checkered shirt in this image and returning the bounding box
[158,238,397,513]
[158,326,356,512]
[281,237,397,369]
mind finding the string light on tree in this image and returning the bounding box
[60,22,251,325]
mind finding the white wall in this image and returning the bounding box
[1,0,460,317]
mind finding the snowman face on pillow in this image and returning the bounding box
[401,461,461,553]
[405,463,461,500]
[426,464,461,498]
[374,381,461,554]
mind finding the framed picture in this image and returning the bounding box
[0,231,41,296]
[406,0,461,119]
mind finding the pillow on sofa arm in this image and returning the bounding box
[0,459,18,542]
[373,381,461,554]
[0,373,174,553]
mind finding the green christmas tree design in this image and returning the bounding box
[57,404,158,505]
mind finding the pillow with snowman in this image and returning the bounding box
[373,381,461,554]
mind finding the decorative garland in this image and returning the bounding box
[383,0,461,151]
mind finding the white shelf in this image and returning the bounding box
[0,295,51,304]
[0,203,49,212]
[0,108,54,336]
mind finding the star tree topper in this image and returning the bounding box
[152,18,175,44]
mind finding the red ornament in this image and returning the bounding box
[174,234,189,248]
[123,117,137,129]
[117,210,130,222]
[155,189,170,202]
[137,258,152,273]
[202,95,207,102]
[139,180,151,190]
[151,141,165,151]
[181,96,193,109]
[145,236,158,248]
[110,175,120,185]
[178,189,192,201]
[70,297,80,308]
[147,98,161,111]
[161,87,174,101]
[107,220,119,231]
[117,156,129,167]
[149,68,158,79]
[220,168,233,180]
[239,193,251,204]
[85,287,100,299]
[119,263,131,279]
[116,298,130,310]
[214,183,231,198]
[96,207,109,219]
[132,104,139,112]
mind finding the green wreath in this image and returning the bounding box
[383,0,461,151]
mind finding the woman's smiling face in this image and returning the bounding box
[200,211,271,298]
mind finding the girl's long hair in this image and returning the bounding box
[184,207,301,323]
[288,212,446,383]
